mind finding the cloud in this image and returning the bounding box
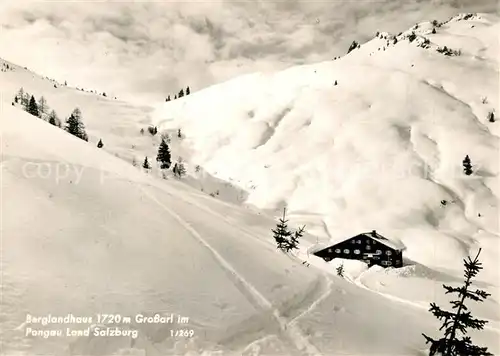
[0,0,497,104]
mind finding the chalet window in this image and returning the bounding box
[366,245,371,250]
[385,250,392,256]
[351,240,356,244]
[343,249,350,254]
[381,261,388,266]
[375,249,382,255]
[357,240,361,244]
[354,249,360,255]
[335,249,341,253]
[396,260,401,265]
[328,248,332,253]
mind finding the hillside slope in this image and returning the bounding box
[1,103,316,355]
[151,13,500,283]
[6,99,499,356]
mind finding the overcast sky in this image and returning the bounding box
[0,0,496,104]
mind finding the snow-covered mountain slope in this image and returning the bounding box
[6,94,499,356]
[151,13,500,281]
[1,11,500,356]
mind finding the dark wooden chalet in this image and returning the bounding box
[313,230,404,268]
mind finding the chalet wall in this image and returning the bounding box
[314,234,403,268]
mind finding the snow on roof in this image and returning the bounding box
[315,230,406,252]
[361,231,406,251]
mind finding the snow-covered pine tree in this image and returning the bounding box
[97,139,104,148]
[48,110,60,127]
[422,248,492,356]
[176,161,186,178]
[177,129,182,139]
[27,95,39,117]
[347,40,358,54]
[178,89,184,98]
[186,86,190,95]
[463,155,473,176]
[272,208,293,251]
[156,138,172,169]
[65,108,88,141]
[22,92,31,110]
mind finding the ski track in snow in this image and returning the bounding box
[138,185,323,356]
[287,275,334,326]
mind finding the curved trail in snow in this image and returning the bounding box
[350,272,500,335]
[139,185,323,356]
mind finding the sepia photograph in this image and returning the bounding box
[0,0,499,355]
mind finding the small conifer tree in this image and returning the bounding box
[186,86,190,95]
[97,139,104,148]
[156,138,172,169]
[422,248,492,356]
[176,161,186,178]
[336,263,345,278]
[27,95,39,117]
[48,110,60,127]
[142,157,151,169]
[347,40,359,54]
[177,129,182,139]
[272,208,293,251]
[463,155,473,176]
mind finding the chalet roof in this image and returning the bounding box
[315,230,405,253]
[360,230,406,251]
